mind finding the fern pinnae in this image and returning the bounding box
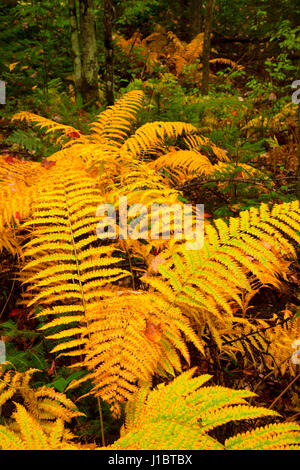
[225,422,300,450]
[22,165,130,360]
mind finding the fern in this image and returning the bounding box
[0,156,48,254]
[66,291,204,417]
[12,112,82,145]
[105,368,300,450]
[89,89,144,147]
[0,403,78,450]
[0,367,84,431]
[6,129,42,155]
[142,200,300,344]
[120,121,199,160]
[3,88,300,450]
[21,163,130,359]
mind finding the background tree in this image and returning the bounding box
[68,0,99,105]
[201,0,214,95]
[68,0,82,101]
[104,0,114,105]
[79,0,99,105]
[190,0,203,40]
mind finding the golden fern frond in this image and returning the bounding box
[185,32,204,62]
[88,90,144,147]
[219,308,300,376]
[0,367,84,425]
[164,31,187,76]
[209,58,244,70]
[113,29,205,77]
[21,165,130,358]
[210,161,271,176]
[105,368,300,450]
[66,292,204,417]
[183,134,229,161]
[166,31,203,76]
[120,121,198,160]
[113,30,161,72]
[167,31,185,51]
[142,201,300,343]
[242,116,269,135]
[148,149,213,176]
[0,156,51,254]
[107,160,201,259]
[217,315,269,363]
[0,403,79,450]
[11,112,81,144]
[112,31,141,54]
[270,102,296,126]
[258,310,300,377]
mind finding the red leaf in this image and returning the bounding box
[41,159,56,169]
[67,131,80,139]
[5,156,15,163]
[9,308,23,318]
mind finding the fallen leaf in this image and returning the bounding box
[144,320,163,343]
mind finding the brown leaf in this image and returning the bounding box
[144,320,163,343]
[41,159,56,169]
[149,254,167,273]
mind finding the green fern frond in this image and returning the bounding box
[225,422,300,450]
[105,368,300,450]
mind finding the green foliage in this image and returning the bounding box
[107,368,300,450]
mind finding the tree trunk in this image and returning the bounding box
[79,0,99,105]
[201,0,214,95]
[190,0,203,40]
[104,0,114,105]
[68,0,82,101]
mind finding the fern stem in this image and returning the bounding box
[125,246,135,289]
[268,371,300,410]
[63,181,106,444]
[0,279,15,320]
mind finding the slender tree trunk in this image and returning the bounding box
[190,0,203,40]
[79,0,99,105]
[201,0,214,95]
[104,0,114,105]
[68,0,82,101]
[179,0,189,41]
